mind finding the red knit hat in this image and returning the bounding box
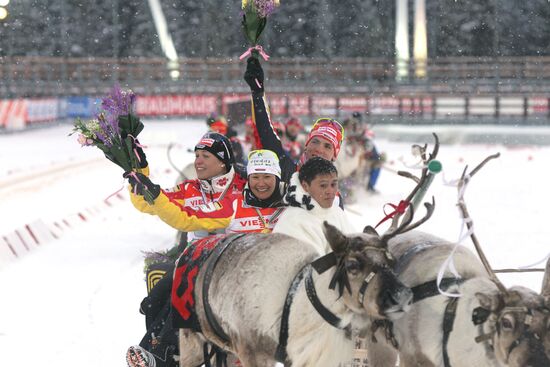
[285,117,303,129]
[305,118,344,157]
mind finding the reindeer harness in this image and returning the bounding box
[393,240,550,367]
[275,248,384,364]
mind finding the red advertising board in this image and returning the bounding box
[369,96,400,115]
[287,95,310,116]
[401,97,433,114]
[136,95,218,116]
[338,97,368,113]
[311,96,337,116]
[266,95,288,116]
[528,97,549,114]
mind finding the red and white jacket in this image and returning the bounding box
[226,195,285,234]
[130,167,245,241]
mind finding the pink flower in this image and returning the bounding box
[77,134,92,146]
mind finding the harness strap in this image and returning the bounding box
[409,277,463,367]
[304,265,350,332]
[202,233,246,345]
[202,343,228,367]
[358,271,376,305]
[274,263,310,363]
[411,278,464,303]
[442,297,459,367]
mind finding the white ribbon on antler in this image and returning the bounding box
[435,173,474,298]
[399,155,426,170]
[518,252,550,269]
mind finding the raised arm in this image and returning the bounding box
[244,57,297,182]
[127,173,234,232]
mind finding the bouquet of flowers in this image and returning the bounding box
[240,0,280,61]
[70,85,156,204]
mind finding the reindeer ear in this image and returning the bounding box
[363,225,379,236]
[542,258,550,306]
[475,291,501,312]
[323,221,348,254]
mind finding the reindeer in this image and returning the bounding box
[530,258,550,363]
[366,150,550,367]
[174,221,420,367]
[173,134,439,367]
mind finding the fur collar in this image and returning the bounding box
[284,172,335,213]
[199,167,235,195]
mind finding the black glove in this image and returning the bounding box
[124,172,161,199]
[131,139,148,168]
[244,56,264,94]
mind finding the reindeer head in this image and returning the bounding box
[474,286,550,367]
[535,257,550,363]
[322,222,413,320]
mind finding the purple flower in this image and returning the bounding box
[100,84,136,133]
[253,0,279,17]
[95,113,116,147]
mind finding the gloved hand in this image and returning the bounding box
[131,138,148,168]
[244,56,264,94]
[124,171,161,200]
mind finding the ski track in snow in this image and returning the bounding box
[0,119,549,366]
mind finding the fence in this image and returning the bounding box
[1,93,548,132]
[2,56,550,98]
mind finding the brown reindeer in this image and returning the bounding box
[367,153,550,367]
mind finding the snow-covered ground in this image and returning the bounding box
[0,119,549,366]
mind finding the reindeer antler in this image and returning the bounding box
[456,153,507,294]
[381,134,440,242]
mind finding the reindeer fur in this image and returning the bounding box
[367,231,549,367]
[178,226,411,367]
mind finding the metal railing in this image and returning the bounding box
[2,56,550,98]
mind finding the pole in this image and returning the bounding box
[112,0,120,83]
[395,0,409,81]
[413,0,427,78]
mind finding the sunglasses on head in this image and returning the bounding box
[312,117,345,142]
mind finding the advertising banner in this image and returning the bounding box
[0,99,27,130]
[136,95,218,116]
[26,98,60,123]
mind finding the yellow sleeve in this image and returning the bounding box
[149,193,233,232]
[127,166,157,215]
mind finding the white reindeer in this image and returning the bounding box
[175,222,416,367]
[367,152,550,367]
[365,231,550,367]
[532,258,550,363]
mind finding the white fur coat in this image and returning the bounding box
[273,172,356,255]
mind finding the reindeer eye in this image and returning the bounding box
[501,316,514,330]
[345,259,362,274]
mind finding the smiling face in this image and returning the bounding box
[304,136,336,161]
[301,172,338,209]
[248,173,277,200]
[194,149,226,180]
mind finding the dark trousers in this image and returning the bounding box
[139,267,178,367]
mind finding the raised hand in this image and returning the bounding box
[124,171,160,200]
[244,56,265,94]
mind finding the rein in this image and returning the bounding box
[409,277,464,367]
[275,246,391,363]
[201,233,246,345]
[275,252,352,364]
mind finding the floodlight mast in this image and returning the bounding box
[147,0,180,80]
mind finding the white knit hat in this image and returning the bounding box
[247,150,281,179]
